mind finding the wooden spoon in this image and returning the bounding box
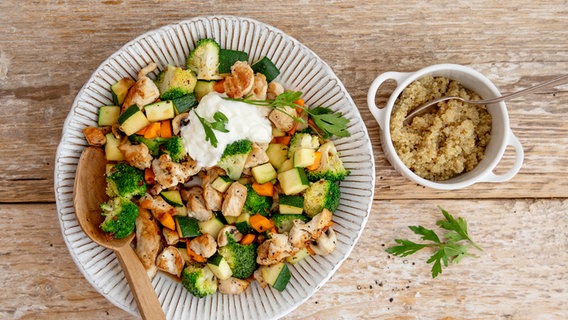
[73,146,166,320]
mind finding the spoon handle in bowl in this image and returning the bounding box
[115,245,166,320]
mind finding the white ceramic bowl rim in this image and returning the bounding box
[367,64,523,190]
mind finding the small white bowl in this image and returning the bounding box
[367,64,524,190]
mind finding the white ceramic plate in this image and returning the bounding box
[54,16,375,319]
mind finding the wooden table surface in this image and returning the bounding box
[1,1,567,319]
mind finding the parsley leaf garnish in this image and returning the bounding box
[194,110,229,147]
[224,91,350,139]
[386,207,482,278]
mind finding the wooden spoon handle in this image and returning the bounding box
[114,245,166,320]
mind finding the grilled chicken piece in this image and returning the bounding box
[200,168,224,211]
[266,81,285,100]
[135,208,161,279]
[256,232,294,265]
[151,154,200,194]
[162,228,180,246]
[189,234,217,258]
[288,208,333,249]
[218,277,250,295]
[268,105,297,132]
[250,73,268,100]
[223,61,255,98]
[253,268,268,288]
[156,246,185,277]
[139,193,175,219]
[217,226,243,247]
[82,126,106,147]
[186,186,213,221]
[221,182,247,217]
[244,142,270,169]
[118,141,152,170]
[310,227,337,256]
[121,63,160,112]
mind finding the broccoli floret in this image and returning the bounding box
[161,136,187,162]
[217,236,257,279]
[217,139,253,180]
[287,132,320,158]
[272,213,309,233]
[106,163,146,199]
[186,38,221,80]
[243,184,272,216]
[181,263,218,298]
[129,135,187,162]
[306,141,350,182]
[303,179,341,217]
[100,196,139,239]
[156,64,198,100]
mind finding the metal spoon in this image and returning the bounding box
[73,147,166,320]
[404,74,568,124]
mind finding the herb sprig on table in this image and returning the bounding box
[225,91,351,139]
[386,207,482,278]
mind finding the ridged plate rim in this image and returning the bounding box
[54,15,375,320]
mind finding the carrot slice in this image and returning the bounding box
[294,99,304,107]
[143,122,161,139]
[306,151,322,171]
[286,121,299,135]
[273,135,291,146]
[135,125,148,135]
[160,120,173,138]
[308,118,323,135]
[185,245,206,263]
[213,79,225,93]
[240,234,256,245]
[158,212,176,230]
[144,168,155,184]
[249,214,275,233]
[252,181,274,197]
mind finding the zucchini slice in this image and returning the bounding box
[251,56,280,83]
[160,190,184,207]
[104,133,124,161]
[207,253,233,280]
[171,93,198,114]
[118,104,150,136]
[261,262,291,291]
[98,106,121,126]
[251,163,277,185]
[277,167,309,195]
[278,195,304,214]
[175,216,202,238]
[111,78,135,106]
[144,100,175,122]
[219,49,248,74]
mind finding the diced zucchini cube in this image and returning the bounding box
[104,133,124,161]
[293,148,315,168]
[118,104,150,136]
[251,163,277,184]
[277,167,309,195]
[98,106,121,126]
[211,175,233,193]
[144,100,175,122]
[261,262,291,291]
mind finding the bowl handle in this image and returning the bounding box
[480,131,524,183]
[367,72,411,129]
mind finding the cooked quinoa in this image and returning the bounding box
[390,76,492,181]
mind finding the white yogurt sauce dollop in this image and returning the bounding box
[180,92,272,168]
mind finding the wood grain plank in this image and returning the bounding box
[1,200,566,319]
[1,1,567,202]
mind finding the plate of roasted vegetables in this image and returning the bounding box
[55,16,375,319]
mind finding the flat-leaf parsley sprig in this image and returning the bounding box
[386,207,482,278]
[225,91,351,138]
[194,110,229,148]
